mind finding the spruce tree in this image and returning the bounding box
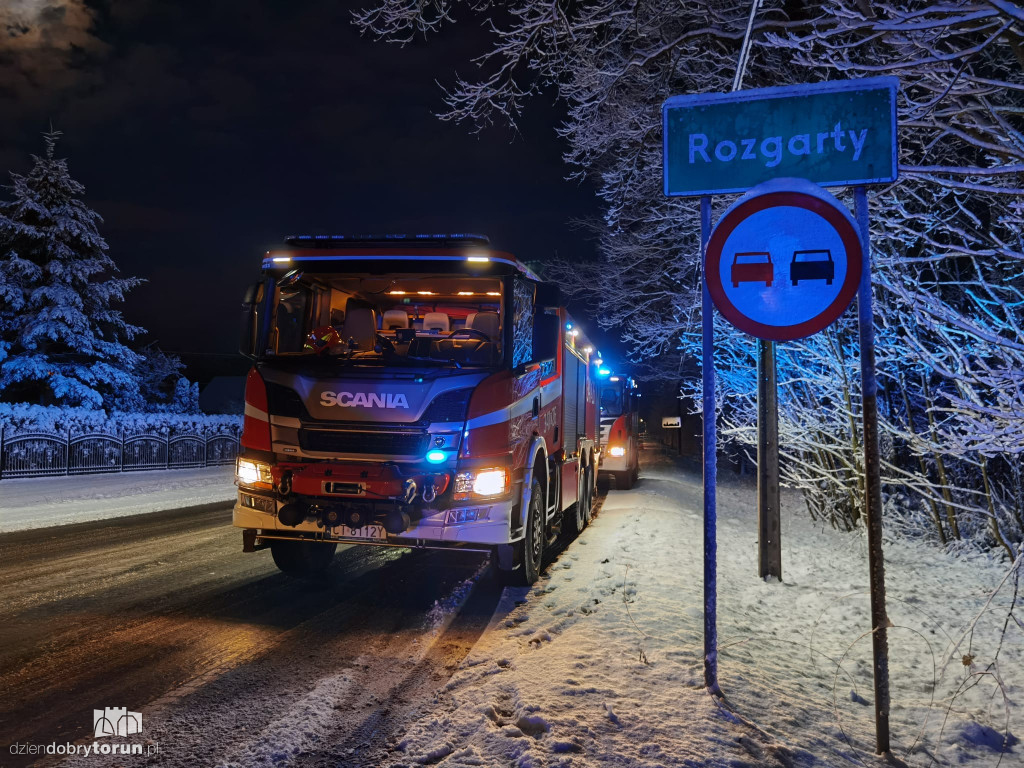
[0,130,144,409]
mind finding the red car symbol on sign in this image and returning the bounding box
[790,249,835,286]
[730,251,773,288]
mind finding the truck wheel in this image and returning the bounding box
[616,470,634,491]
[568,466,591,537]
[270,540,337,578]
[521,479,545,585]
[493,479,545,586]
[583,465,595,526]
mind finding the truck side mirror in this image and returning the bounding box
[535,282,560,308]
[533,311,560,361]
[239,282,261,358]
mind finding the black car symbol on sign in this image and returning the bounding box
[730,252,773,288]
[790,249,835,286]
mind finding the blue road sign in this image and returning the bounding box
[663,77,899,196]
[704,178,863,341]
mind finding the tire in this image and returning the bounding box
[521,479,545,585]
[270,539,337,578]
[616,470,634,491]
[493,478,545,586]
[583,465,595,526]
[568,464,592,537]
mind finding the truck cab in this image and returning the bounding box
[235,234,599,584]
[597,373,640,489]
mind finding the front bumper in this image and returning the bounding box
[233,491,520,546]
[599,452,630,473]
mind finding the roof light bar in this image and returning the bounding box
[283,233,491,248]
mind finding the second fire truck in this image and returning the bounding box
[597,373,640,489]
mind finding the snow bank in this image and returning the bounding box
[0,466,236,532]
[385,450,1022,767]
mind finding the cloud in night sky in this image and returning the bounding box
[2,0,96,50]
[0,1,106,99]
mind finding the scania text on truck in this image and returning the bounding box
[235,234,600,584]
[597,373,640,489]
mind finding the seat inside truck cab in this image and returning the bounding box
[422,312,450,333]
[432,311,501,365]
[342,304,378,353]
[382,309,409,329]
[466,311,499,340]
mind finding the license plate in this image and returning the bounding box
[330,524,387,541]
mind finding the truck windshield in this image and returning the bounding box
[265,272,505,369]
[600,383,623,416]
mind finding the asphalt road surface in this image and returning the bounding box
[0,503,499,767]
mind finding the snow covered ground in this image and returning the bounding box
[11,449,1020,766]
[0,466,236,532]
[385,450,1022,767]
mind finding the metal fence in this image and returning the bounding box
[0,425,241,480]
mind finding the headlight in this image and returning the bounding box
[608,446,626,457]
[236,458,273,488]
[453,467,510,500]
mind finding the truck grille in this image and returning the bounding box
[299,429,428,457]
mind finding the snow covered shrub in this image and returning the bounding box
[113,348,200,414]
[0,402,239,438]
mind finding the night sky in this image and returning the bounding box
[0,1,603,370]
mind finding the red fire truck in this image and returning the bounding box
[597,373,640,489]
[235,234,600,584]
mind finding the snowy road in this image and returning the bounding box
[0,505,497,768]
[0,466,237,533]
[2,451,1020,768]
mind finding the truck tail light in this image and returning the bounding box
[241,368,272,451]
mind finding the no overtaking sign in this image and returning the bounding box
[704,178,863,341]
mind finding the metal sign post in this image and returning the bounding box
[854,185,891,754]
[700,195,720,696]
[757,339,781,581]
